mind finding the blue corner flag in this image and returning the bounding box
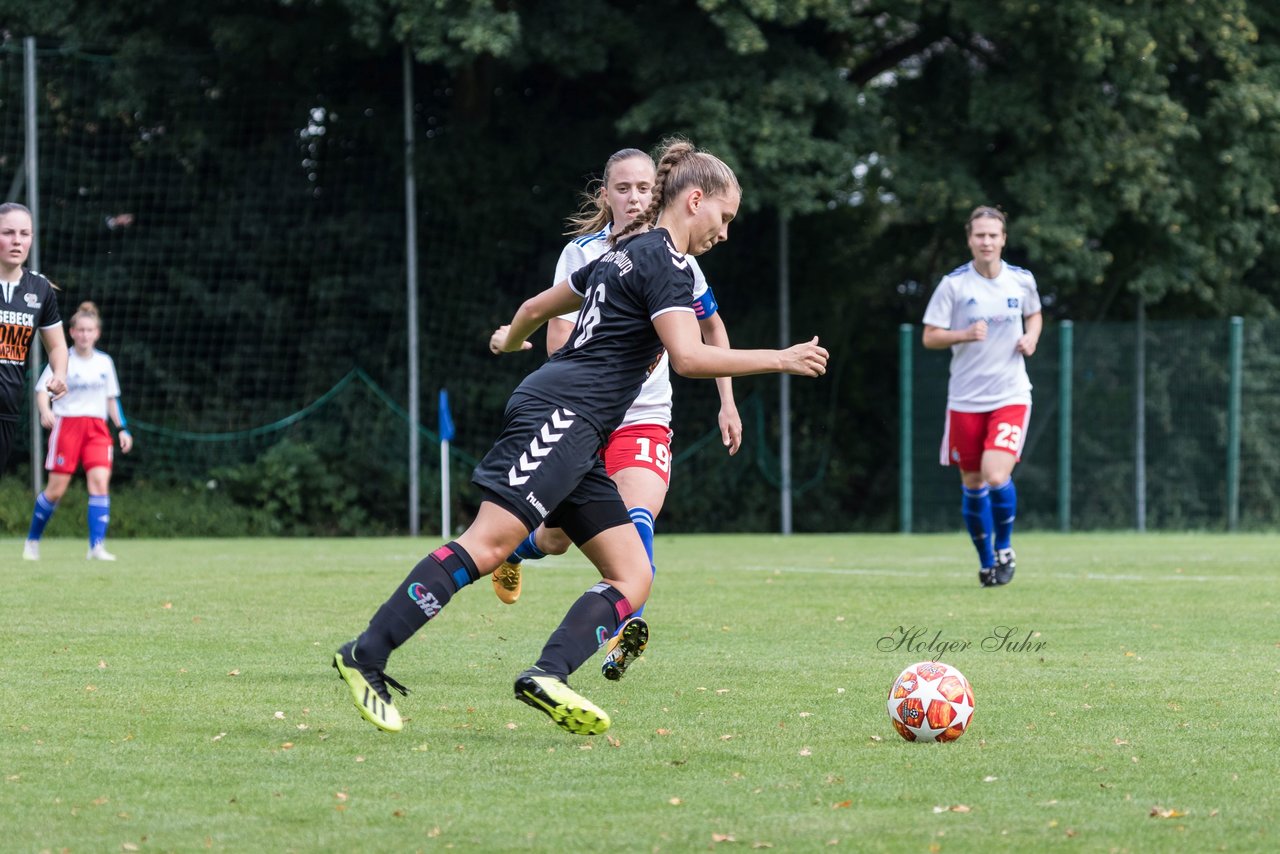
[438,389,455,442]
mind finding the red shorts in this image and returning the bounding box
[46,416,114,475]
[940,404,1030,470]
[602,423,673,486]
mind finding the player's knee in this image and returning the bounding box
[539,527,572,556]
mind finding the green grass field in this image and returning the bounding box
[4,532,1276,852]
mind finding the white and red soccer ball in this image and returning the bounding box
[887,661,975,743]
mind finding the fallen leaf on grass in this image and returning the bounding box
[98,661,108,670]
[932,805,971,813]
[669,798,683,806]
[607,735,622,748]
[712,833,736,843]
[982,776,998,783]
[273,711,285,720]
[227,669,240,677]
[832,800,852,809]
[1150,806,1186,819]
[212,733,226,742]
[799,747,812,757]
[720,734,734,741]
[656,728,672,736]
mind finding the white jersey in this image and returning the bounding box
[554,223,712,428]
[37,349,121,420]
[922,260,1041,412]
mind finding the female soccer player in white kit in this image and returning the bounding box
[23,301,133,561]
[922,207,1041,587]
[490,148,741,681]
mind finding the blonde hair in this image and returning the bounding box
[71,301,102,328]
[564,148,656,238]
[966,205,1007,234]
[612,137,740,244]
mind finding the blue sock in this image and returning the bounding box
[988,479,1017,552]
[628,507,656,620]
[88,495,111,549]
[507,530,546,565]
[26,491,59,541]
[961,486,995,568]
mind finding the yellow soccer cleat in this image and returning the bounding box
[514,668,610,735]
[601,617,649,681]
[333,641,407,733]
[492,559,523,604]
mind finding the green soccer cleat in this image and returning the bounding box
[514,668,610,735]
[601,617,649,681]
[333,641,408,733]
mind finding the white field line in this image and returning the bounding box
[735,564,1253,583]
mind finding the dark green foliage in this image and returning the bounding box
[212,439,369,535]
[2,1,1279,533]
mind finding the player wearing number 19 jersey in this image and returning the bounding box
[923,206,1042,587]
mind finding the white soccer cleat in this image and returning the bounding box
[22,540,39,561]
[87,544,117,561]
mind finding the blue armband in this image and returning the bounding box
[693,284,719,319]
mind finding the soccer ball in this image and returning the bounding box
[886,661,975,743]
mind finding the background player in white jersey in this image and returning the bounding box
[922,206,1042,587]
[0,202,68,476]
[491,148,742,680]
[332,138,828,737]
[23,302,133,561]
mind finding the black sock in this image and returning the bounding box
[534,582,633,681]
[354,542,478,668]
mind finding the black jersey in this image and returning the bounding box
[515,227,697,436]
[0,270,62,421]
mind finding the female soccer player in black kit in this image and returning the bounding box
[333,139,829,735]
[0,203,68,473]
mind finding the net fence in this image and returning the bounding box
[906,318,1280,532]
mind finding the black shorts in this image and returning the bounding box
[472,392,626,533]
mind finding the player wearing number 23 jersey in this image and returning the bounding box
[922,206,1042,588]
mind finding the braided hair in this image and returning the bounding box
[611,137,739,245]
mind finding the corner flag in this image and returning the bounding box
[438,389,455,442]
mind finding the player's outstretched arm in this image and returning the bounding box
[490,280,582,355]
[656,311,827,379]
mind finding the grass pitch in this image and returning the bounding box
[3,533,1276,852]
